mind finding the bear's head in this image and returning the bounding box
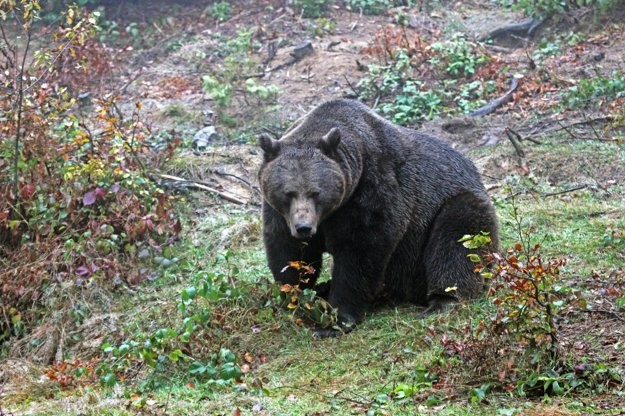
[258,128,346,239]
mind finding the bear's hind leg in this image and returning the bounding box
[422,191,498,314]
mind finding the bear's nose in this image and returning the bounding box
[295,223,313,235]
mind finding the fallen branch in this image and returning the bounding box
[154,173,246,205]
[210,168,260,195]
[543,184,588,198]
[480,18,543,47]
[470,77,519,117]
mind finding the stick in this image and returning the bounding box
[210,168,260,194]
[543,184,588,197]
[557,120,580,140]
[155,173,246,205]
[343,74,358,97]
[505,127,525,158]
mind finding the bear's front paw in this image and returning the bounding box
[312,320,355,338]
[312,308,360,338]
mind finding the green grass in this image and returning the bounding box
[482,136,625,276]
[6,134,625,415]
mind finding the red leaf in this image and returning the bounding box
[94,187,106,199]
[20,184,36,200]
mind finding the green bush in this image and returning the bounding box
[430,34,489,78]
[210,1,232,21]
[381,81,442,124]
[563,71,625,109]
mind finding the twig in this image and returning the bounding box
[350,8,364,31]
[12,26,30,207]
[262,40,279,66]
[557,120,580,140]
[155,173,246,205]
[117,70,143,95]
[343,74,358,97]
[505,127,525,158]
[543,185,588,198]
[372,94,380,110]
[583,113,603,141]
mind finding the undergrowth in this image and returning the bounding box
[357,27,502,126]
[0,2,181,356]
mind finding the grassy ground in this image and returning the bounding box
[5,134,625,416]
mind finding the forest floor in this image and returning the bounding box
[2,0,625,415]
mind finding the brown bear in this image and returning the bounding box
[258,99,498,337]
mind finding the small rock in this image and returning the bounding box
[193,125,220,151]
[290,41,314,60]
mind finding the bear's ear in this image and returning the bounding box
[258,133,281,161]
[320,127,341,156]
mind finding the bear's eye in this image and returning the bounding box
[308,191,320,199]
[285,191,297,199]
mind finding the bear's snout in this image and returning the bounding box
[295,223,313,235]
[293,222,316,239]
[289,197,318,239]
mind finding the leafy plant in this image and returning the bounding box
[309,17,337,36]
[563,71,625,109]
[202,75,233,107]
[245,79,279,102]
[454,79,496,113]
[94,262,243,388]
[381,80,443,125]
[463,200,567,359]
[200,30,280,134]
[357,29,501,125]
[210,1,232,22]
[278,261,338,329]
[532,38,562,63]
[430,34,489,78]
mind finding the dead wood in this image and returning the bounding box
[481,18,544,48]
[154,173,246,205]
